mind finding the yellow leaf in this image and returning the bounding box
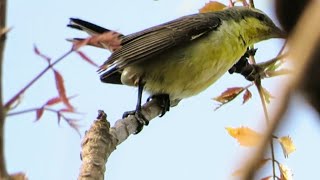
[278,136,296,158]
[199,1,227,13]
[262,87,274,104]
[279,164,293,180]
[226,127,262,147]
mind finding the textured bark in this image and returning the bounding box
[78,98,163,180]
[0,0,8,179]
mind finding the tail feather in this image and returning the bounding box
[68,18,111,35]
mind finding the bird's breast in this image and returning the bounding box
[128,22,248,100]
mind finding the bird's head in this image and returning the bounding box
[220,7,285,45]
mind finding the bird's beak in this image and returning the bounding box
[272,25,287,39]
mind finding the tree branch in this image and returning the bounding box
[78,98,163,179]
[0,0,8,178]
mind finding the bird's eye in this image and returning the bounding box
[257,14,265,21]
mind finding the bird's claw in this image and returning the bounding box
[123,109,149,134]
[229,48,264,81]
[148,94,170,117]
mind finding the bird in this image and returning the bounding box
[68,6,284,133]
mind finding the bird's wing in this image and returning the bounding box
[100,13,221,80]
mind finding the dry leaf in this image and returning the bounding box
[279,164,293,180]
[278,136,296,158]
[226,126,262,146]
[45,97,62,106]
[76,51,99,67]
[199,1,227,13]
[213,87,244,103]
[0,27,12,37]
[242,89,252,104]
[35,108,44,121]
[72,31,122,51]
[34,45,51,62]
[53,70,74,111]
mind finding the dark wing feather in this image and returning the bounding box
[100,13,221,80]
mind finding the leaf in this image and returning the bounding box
[45,97,62,106]
[76,51,99,67]
[242,89,252,104]
[261,87,274,104]
[213,87,244,103]
[36,108,44,121]
[53,70,74,111]
[66,119,81,136]
[34,45,51,63]
[199,1,227,13]
[278,164,293,180]
[4,93,23,111]
[277,136,296,158]
[226,126,262,147]
[72,31,122,52]
[0,27,12,37]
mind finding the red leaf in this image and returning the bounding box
[242,89,252,104]
[36,108,44,121]
[45,97,62,106]
[213,87,244,103]
[34,45,51,63]
[76,51,99,67]
[53,70,74,110]
[72,31,122,51]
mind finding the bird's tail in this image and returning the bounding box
[67,18,111,35]
[67,18,124,50]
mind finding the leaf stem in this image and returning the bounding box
[255,79,277,180]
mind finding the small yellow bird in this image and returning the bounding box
[68,7,283,133]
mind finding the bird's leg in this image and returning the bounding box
[147,94,170,117]
[122,79,148,134]
[228,48,263,81]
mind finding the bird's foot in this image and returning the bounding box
[241,64,263,81]
[229,48,264,81]
[123,109,149,134]
[147,94,170,117]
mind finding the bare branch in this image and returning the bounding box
[0,0,8,178]
[78,98,163,179]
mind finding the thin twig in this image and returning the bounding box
[255,79,277,180]
[4,48,73,109]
